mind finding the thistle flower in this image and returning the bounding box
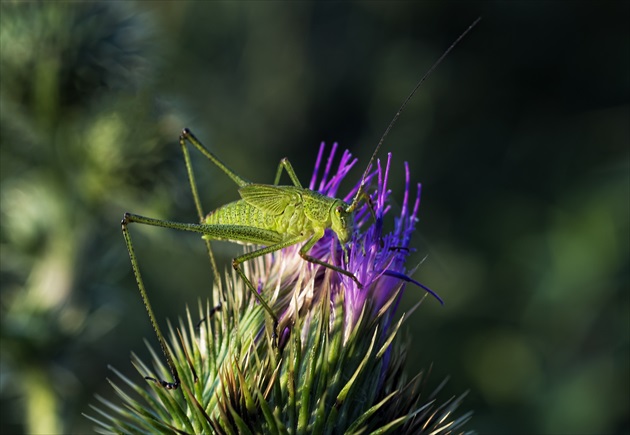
[87,143,472,434]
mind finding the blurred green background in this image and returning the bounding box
[1,2,627,434]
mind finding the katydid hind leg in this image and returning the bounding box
[121,214,180,389]
[179,132,221,284]
[273,157,303,187]
[121,212,247,388]
[180,128,250,188]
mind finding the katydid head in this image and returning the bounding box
[330,199,353,244]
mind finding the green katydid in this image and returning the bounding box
[121,18,480,390]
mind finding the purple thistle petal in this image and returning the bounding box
[381,270,444,305]
[319,142,338,192]
[324,151,356,197]
[412,183,422,226]
[401,162,410,220]
[301,142,440,337]
[308,142,326,190]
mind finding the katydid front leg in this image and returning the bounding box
[297,227,363,288]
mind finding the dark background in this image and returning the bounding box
[1,2,628,434]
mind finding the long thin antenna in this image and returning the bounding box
[349,17,482,209]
